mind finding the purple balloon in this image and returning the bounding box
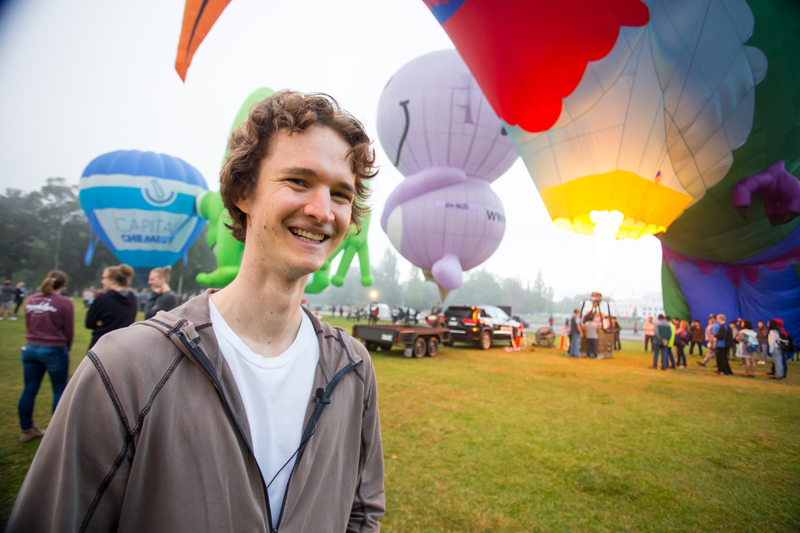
[377,50,518,290]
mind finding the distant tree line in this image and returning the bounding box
[0,179,216,295]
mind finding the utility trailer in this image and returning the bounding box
[351,324,452,358]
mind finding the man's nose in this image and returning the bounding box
[304,187,334,223]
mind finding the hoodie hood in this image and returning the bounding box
[109,289,137,308]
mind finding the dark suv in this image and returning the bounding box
[444,305,520,350]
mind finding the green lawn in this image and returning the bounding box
[2,308,799,531]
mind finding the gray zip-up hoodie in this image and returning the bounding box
[7,291,384,533]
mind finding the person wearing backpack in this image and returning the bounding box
[735,320,758,377]
[778,318,797,363]
[714,314,734,375]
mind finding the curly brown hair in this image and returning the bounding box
[219,90,377,242]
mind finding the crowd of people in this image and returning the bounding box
[10,264,183,444]
[563,309,795,380]
[641,314,794,379]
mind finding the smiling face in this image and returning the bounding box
[236,125,355,280]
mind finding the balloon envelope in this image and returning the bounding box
[426,0,767,239]
[79,150,208,268]
[377,50,518,291]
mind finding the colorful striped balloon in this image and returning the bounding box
[79,150,208,269]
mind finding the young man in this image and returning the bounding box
[8,91,385,532]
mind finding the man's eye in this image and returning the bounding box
[333,191,353,203]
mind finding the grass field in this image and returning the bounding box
[1,306,799,531]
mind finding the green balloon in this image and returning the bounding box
[196,87,274,287]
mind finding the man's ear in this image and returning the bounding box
[235,196,252,216]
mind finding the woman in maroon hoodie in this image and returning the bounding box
[18,270,73,443]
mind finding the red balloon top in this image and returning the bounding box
[427,0,650,132]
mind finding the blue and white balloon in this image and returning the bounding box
[79,150,208,269]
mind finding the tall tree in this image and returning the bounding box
[0,181,216,295]
[372,249,403,306]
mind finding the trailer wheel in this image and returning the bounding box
[427,337,439,357]
[365,341,377,352]
[379,343,393,352]
[478,330,492,350]
[444,340,455,347]
[413,337,427,358]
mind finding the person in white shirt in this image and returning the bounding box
[208,91,385,530]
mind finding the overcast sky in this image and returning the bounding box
[0,0,664,301]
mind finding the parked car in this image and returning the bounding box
[443,305,521,350]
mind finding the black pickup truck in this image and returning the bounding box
[351,324,451,358]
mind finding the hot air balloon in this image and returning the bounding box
[377,49,518,299]
[425,0,768,239]
[175,0,233,81]
[657,0,800,340]
[79,150,208,283]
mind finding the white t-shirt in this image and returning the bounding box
[209,299,320,528]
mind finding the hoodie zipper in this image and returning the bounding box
[175,332,275,530]
[273,360,363,531]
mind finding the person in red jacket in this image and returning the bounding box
[18,270,73,443]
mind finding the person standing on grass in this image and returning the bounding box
[143,266,179,320]
[643,316,655,352]
[769,319,793,376]
[674,320,689,368]
[17,270,73,444]
[730,318,741,361]
[568,308,582,358]
[652,314,672,370]
[7,91,384,532]
[698,316,718,367]
[714,314,734,375]
[13,282,27,316]
[583,314,598,358]
[736,320,757,377]
[767,319,785,379]
[667,316,678,368]
[756,321,769,365]
[85,264,138,350]
[689,320,704,357]
[1,279,16,320]
[633,321,638,336]
[611,317,622,351]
